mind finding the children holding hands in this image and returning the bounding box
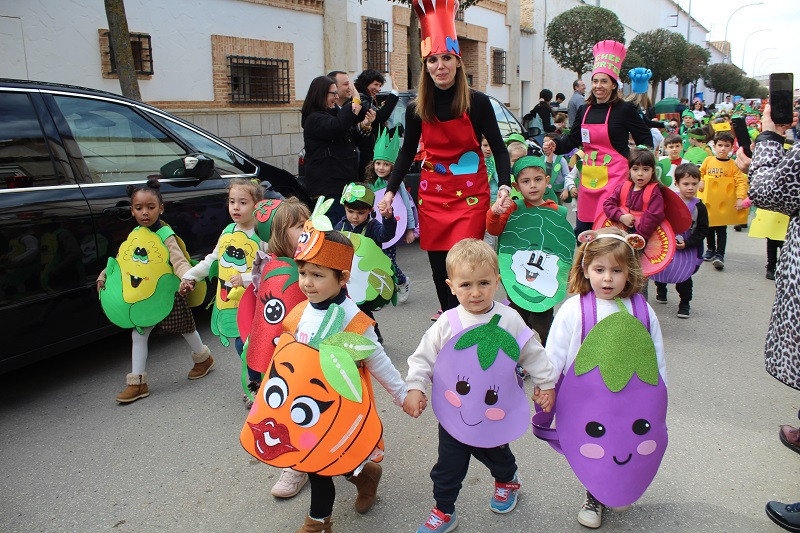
[403,239,555,533]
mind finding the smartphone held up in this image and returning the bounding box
[769,73,794,125]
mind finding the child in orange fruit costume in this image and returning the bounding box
[241,199,407,533]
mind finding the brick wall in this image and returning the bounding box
[97,29,153,81]
[392,5,411,91]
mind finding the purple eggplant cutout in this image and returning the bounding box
[532,300,667,507]
[432,314,531,448]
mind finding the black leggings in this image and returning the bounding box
[706,226,728,256]
[428,251,459,312]
[767,238,784,270]
[308,470,354,519]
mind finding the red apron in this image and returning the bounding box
[578,106,629,223]
[418,113,490,251]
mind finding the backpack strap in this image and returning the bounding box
[344,310,376,335]
[282,300,309,334]
[154,225,176,243]
[580,293,650,341]
[640,182,658,210]
[445,308,463,334]
[619,180,633,209]
[629,293,651,333]
[580,292,597,342]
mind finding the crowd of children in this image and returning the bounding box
[95,86,785,533]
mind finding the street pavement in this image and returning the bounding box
[0,219,795,533]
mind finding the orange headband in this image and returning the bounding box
[294,198,354,271]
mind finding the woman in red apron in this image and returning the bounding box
[543,40,653,237]
[379,0,512,315]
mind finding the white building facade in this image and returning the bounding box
[1,0,720,173]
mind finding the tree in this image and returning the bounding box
[704,63,746,101]
[740,77,768,99]
[545,6,625,79]
[627,29,688,102]
[104,0,141,101]
[676,43,710,96]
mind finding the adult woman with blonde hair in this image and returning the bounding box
[379,0,511,318]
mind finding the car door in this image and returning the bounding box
[0,89,99,367]
[43,92,236,270]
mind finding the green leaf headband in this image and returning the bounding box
[309,197,334,232]
[341,183,375,207]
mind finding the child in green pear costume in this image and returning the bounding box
[97,179,214,403]
[181,178,268,388]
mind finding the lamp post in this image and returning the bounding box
[753,48,778,75]
[723,2,764,63]
[741,29,770,72]
[758,60,780,77]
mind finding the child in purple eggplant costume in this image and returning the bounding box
[539,227,667,529]
[404,238,557,533]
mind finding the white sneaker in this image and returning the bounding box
[398,277,411,303]
[271,468,308,498]
[577,491,603,528]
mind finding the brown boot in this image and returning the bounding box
[348,461,382,514]
[294,515,332,533]
[116,373,149,403]
[188,346,214,379]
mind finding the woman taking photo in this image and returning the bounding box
[543,40,652,235]
[354,69,400,180]
[379,0,511,317]
[301,75,366,224]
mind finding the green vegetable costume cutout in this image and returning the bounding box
[99,226,182,333]
[683,147,709,167]
[341,231,398,307]
[498,200,574,312]
[211,223,261,346]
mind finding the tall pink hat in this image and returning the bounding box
[592,40,627,84]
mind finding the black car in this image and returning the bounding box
[0,79,309,372]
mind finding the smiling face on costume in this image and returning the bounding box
[591,73,616,104]
[426,53,461,90]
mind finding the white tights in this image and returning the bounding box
[131,327,205,374]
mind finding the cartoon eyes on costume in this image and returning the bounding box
[261,294,286,324]
[456,378,500,405]
[584,419,652,438]
[632,419,651,435]
[298,232,310,244]
[484,387,499,406]
[585,421,606,438]
[265,376,288,408]
[290,396,332,428]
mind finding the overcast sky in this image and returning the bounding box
[674,0,799,84]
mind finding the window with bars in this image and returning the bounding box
[492,49,506,85]
[364,18,389,72]
[228,55,290,104]
[106,32,153,75]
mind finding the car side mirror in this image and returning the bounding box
[527,126,542,138]
[160,154,215,180]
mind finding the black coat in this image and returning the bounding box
[301,102,367,199]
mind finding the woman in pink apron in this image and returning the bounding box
[379,0,512,316]
[543,40,653,237]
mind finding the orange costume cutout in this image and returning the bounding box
[486,199,559,236]
[240,302,384,476]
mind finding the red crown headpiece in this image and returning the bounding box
[414,0,460,58]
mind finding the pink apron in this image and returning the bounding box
[418,113,490,251]
[578,105,629,223]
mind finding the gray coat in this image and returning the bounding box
[748,133,800,390]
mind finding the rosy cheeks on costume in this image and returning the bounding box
[445,389,462,407]
[485,407,505,421]
[637,439,657,456]
[580,443,606,459]
[299,431,320,450]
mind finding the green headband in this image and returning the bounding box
[341,183,375,206]
[681,110,694,118]
[512,155,547,177]
[687,132,706,140]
